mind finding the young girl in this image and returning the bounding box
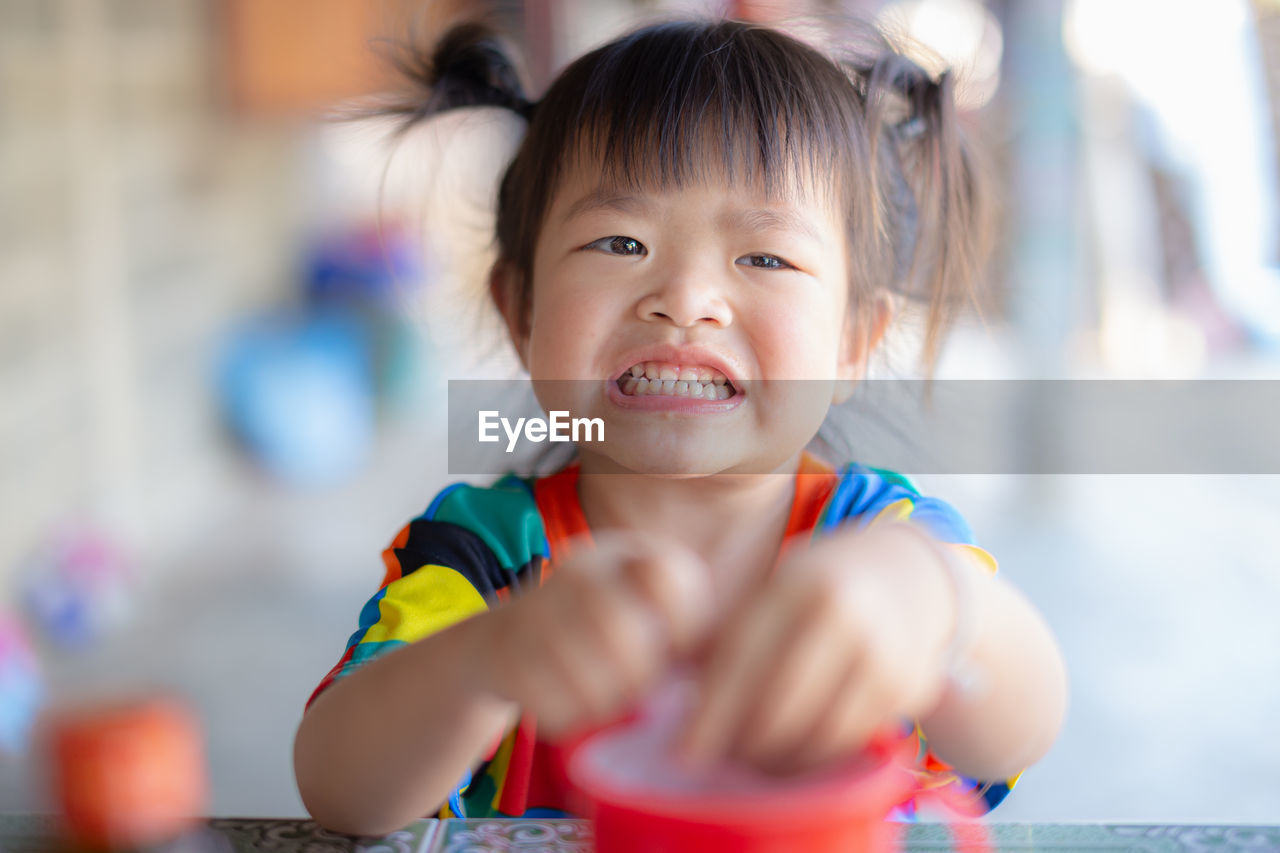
[294,16,1067,835]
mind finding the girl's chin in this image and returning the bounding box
[578,442,766,478]
[581,453,724,478]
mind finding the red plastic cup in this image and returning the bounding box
[566,680,918,853]
[43,695,208,851]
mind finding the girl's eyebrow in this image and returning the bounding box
[721,207,825,246]
[563,190,654,223]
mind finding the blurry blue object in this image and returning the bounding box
[304,223,424,310]
[219,310,376,486]
[0,612,43,754]
[20,526,134,651]
[302,223,430,411]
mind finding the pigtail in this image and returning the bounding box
[371,20,536,133]
[859,52,993,372]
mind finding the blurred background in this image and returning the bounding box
[2,0,1279,824]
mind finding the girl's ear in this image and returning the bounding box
[489,260,531,370]
[832,290,895,405]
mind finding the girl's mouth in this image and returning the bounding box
[615,361,738,400]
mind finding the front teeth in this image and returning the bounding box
[620,376,733,400]
[619,361,736,399]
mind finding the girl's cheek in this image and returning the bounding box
[528,304,611,378]
[750,308,821,373]
[764,333,845,381]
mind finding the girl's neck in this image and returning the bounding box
[574,451,805,597]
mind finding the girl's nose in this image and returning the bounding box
[635,272,732,329]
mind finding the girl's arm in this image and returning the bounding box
[910,531,1069,781]
[294,615,516,837]
[295,532,713,837]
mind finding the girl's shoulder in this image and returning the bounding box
[823,462,976,546]
[408,472,549,571]
[418,472,538,517]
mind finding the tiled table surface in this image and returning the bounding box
[4,817,1280,852]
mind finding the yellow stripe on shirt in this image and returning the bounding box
[361,564,490,645]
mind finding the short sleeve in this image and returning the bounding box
[820,464,977,545]
[305,476,549,710]
[820,463,1019,817]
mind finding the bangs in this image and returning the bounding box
[421,13,989,374]
[550,21,860,205]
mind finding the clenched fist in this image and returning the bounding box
[468,531,715,738]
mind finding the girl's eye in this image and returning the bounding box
[737,254,794,270]
[587,236,647,256]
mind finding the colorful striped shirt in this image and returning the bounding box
[306,452,1018,819]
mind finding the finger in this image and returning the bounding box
[536,615,638,737]
[789,648,902,771]
[545,563,675,726]
[508,578,611,736]
[735,595,858,770]
[542,577,646,730]
[574,578,668,712]
[678,589,796,764]
[616,541,713,654]
[683,561,765,670]
[767,651,866,775]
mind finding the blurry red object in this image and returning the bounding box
[563,676,990,853]
[45,697,208,850]
[570,727,915,853]
[565,677,919,853]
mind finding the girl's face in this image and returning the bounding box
[496,160,885,477]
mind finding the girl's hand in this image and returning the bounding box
[469,532,714,739]
[679,525,955,775]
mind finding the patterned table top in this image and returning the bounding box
[3,816,1280,852]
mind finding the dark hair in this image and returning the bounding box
[374,15,992,372]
